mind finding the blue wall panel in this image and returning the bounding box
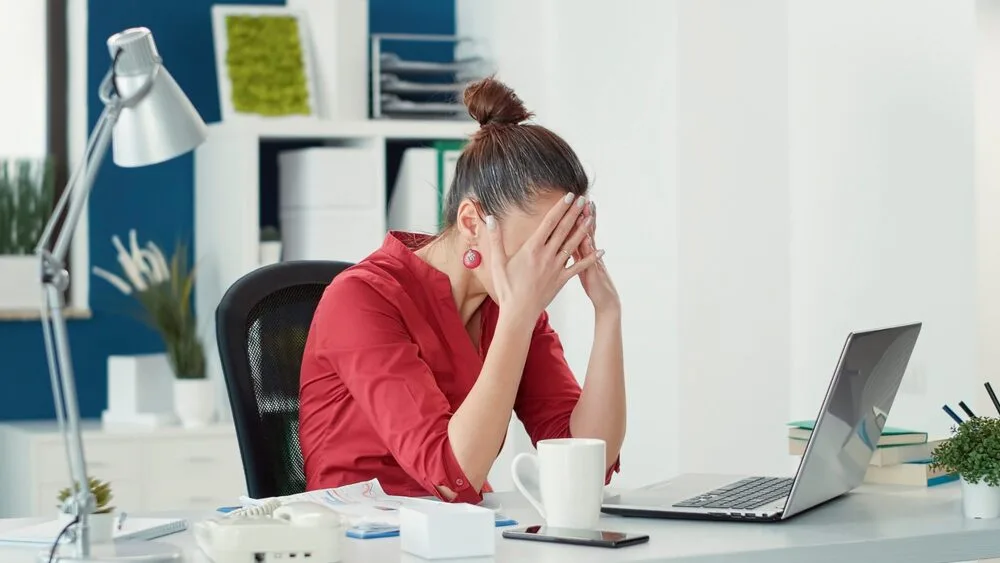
[0,0,455,421]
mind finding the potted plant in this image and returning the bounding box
[56,477,117,543]
[92,230,215,428]
[259,225,282,267]
[932,417,1000,519]
[0,157,55,310]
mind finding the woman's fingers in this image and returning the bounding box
[547,196,587,254]
[563,248,604,282]
[485,215,507,270]
[530,192,578,248]
[560,216,592,264]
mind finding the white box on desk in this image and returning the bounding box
[400,502,495,560]
[278,146,379,209]
[102,353,177,429]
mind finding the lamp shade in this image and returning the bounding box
[106,28,208,168]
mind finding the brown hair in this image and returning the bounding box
[441,77,589,229]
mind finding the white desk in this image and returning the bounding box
[0,483,998,563]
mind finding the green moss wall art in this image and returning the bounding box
[212,6,317,119]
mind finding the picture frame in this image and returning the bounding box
[211,4,319,121]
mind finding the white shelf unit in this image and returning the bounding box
[0,421,243,517]
[194,118,475,419]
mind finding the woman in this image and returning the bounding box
[298,77,626,503]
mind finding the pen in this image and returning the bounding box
[942,404,964,425]
[959,401,977,419]
[986,382,1000,416]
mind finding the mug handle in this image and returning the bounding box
[511,452,546,519]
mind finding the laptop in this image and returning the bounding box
[602,322,922,523]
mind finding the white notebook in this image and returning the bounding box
[0,517,186,546]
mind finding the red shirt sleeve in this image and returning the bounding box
[312,276,481,503]
[513,311,621,484]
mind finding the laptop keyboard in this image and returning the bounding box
[672,476,793,510]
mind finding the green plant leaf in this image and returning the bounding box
[932,417,1000,486]
[95,237,206,379]
[56,476,115,514]
[0,157,54,255]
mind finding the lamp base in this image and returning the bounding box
[38,540,184,563]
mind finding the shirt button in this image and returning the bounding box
[456,478,464,486]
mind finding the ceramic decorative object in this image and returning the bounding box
[960,477,1000,519]
[173,378,216,429]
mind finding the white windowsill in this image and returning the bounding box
[0,307,92,321]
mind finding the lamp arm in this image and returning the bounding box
[35,90,120,561]
[34,99,109,257]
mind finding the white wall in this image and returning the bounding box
[0,0,48,157]
[548,0,680,488]
[460,0,985,487]
[787,0,979,447]
[977,0,1000,421]
[675,0,791,477]
[0,0,90,308]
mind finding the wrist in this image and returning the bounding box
[497,308,539,334]
[594,300,622,320]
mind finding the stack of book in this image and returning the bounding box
[787,420,955,487]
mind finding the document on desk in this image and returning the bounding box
[239,478,515,538]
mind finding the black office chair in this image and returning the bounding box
[216,260,353,498]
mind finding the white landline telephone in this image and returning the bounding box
[193,500,344,563]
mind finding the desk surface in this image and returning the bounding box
[1,482,998,563]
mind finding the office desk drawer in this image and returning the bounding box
[143,436,242,481]
[143,477,245,512]
[33,439,141,484]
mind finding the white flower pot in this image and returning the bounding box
[56,512,117,544]
[961,477,1000,519]
[86,512,118,543]
[0,255,39,310]
[173,379,216,429]
[259,241,282,267]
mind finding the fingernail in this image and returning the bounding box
[597,249,606,259]
[576,196,587,208]
[564,192,575,204]
[583,217,593,228]
[486,215,496,230]
[590,201,596,213]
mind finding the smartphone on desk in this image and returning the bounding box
[502,525,649,548]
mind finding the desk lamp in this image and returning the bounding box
[35,27,207,563]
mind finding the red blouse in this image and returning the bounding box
[299,232,618,504]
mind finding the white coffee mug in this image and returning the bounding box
[510,438,606,529]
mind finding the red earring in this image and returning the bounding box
[463,249,482,269]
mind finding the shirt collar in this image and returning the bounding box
[380,231,456,302]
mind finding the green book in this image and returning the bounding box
[787,419,928,447]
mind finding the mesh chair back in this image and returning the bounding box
[216,260,352,498]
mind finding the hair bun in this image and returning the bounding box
[463,77,533,127]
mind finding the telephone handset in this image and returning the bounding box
[193,501,344,563]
